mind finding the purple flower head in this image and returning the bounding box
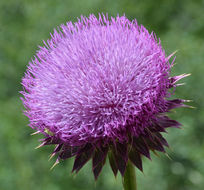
[21,14,189,179]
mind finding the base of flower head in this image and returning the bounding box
[38,115,181,180]
[35,78,187,179]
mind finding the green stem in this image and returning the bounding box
[123,161,137,190]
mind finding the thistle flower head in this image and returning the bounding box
[21,14,188,179]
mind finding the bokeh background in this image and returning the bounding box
[0,0,204,189]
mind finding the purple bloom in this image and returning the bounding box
[21,14,188,179]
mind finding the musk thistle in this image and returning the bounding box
[21,14,189,181]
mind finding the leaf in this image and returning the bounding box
[72,144,94,173]
[108,150,118,177]
[92,146,108,180]
[93,162,103,180]
[166,99,185,110]
[149,123,167,133]
[59,146,79,160]
[145,135,165,152]
[154,133,169,147]
[129,148,143,171]
[114,142,128,176]
[92,146,108,169]
[133,136,151,159]
[157,116,181,129]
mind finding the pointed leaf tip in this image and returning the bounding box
[92,147,108,169]
[92,147,108,180]
[93,162,103,180]
[108,150,118,177]
[133,137,151,159]
[129,149,143,172]
[72,144,94,173]
[114,143,128,176]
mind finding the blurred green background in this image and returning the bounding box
[0,0,203,189]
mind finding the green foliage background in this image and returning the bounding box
[0,0,203,189]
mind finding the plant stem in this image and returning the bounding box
[123,161,137,190]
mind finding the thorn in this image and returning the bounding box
[31,131,40,136]
[180,73,191,79]
[183,99,193,102]
[171,73,191,84]
[183,73,191,78]
[50,159,59,170]
[164,153,172,160]
[175,83,185,86]
[35,142,45,149]
[185,73,191,77]
[167,50,178,60]
[187,105,196,109]
[48,153,56,161]
[152,150,160,157]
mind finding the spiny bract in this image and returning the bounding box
[21,13,189,180]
